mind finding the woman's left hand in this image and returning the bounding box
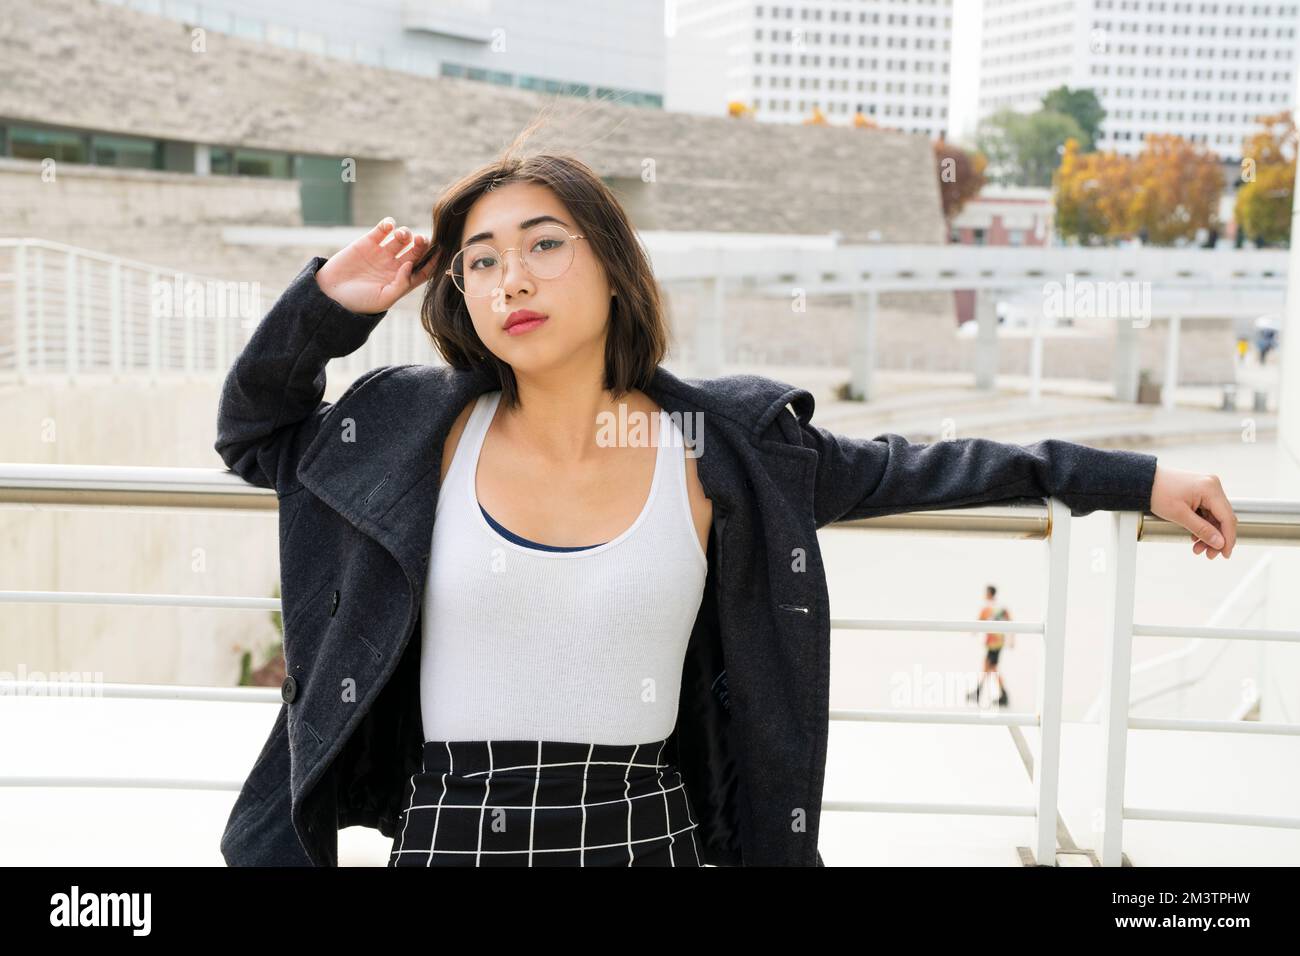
[1148,464,1238,559]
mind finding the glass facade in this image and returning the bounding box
[8,126,91,164]
[210,147,293,178]
[90,133,162,170]
[0,120,352,225]
[442,62,661,107]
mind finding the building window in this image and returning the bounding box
[90,133,162,170]
[211,147,293,178]
[7,125,90,164]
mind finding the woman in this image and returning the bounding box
[216,150,1237,868]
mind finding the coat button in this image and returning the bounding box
[281,675,298,704]
[329,589,339,617]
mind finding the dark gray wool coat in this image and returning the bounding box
[214,256,1159,867]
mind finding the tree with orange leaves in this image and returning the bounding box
[1055,135,1222,245]
[1128,133,1222,245]
[934,141,987,222]
[1054,138,1131,244]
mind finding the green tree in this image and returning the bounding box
[1042,86,1106,150]
[977,108,1085,187]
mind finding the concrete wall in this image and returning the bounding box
[0,374,368,689]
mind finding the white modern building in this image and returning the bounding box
[979,0,1299,161]
[101,0,668,108]
[666,0,954,136]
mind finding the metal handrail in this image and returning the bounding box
[1097,503,1300,866]
[3,464,1297,865]
[0,239,440,383]
[1083,554,1274,724]
[0,463,1075,864]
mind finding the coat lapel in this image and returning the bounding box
[294,363,497,597]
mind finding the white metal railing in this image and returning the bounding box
[0,239,440,383]
[0,467,1295,865]
[1083,551,1274,724]
[0,238,251,380]
[0,462,1071,863]
[1097,502,1300,866]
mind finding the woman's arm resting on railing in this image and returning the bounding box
[213,218,436,495]
[801,425,1157,524]
[800,422,1237,559]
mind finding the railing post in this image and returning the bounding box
[15,242,28,381]
[1099,509,1141,866]
[694,273,724,378]
[1113,317,1140,403]
[214,304,226,375]
[1034,496,1072,865]
[182,272,195,378]
[148,270,161,384]
[109,261,122,377]
[65,251,78,381]
[123,270,134,374]
[974,287,998,391]
[1161,313,1181,410]
[849,286,877,401]
[34,245,46,374]
[1029,306,1044,404]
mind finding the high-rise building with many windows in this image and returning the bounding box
[979,0,1298,161]
[666,0,954,137]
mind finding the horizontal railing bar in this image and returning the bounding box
[1140,498,1300,546]
[0,597,1051,632]
[0,591,279,611]
[1132,623,1300,643]
[0,237,231,282]
[0,776,243,792]
[833,500,1050,539]
[0,466,1047,534]
[821,799,1038,817]
[5,468,1297,547]
[832,618,1043,634]
[830,707,1039,727]
[1128,716,1300,735]
[0,681,280,702]
[1124,807,1300,830]
[0,464,276,512]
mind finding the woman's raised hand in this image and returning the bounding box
[314,218,438,315]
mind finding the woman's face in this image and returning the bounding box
[456,181,614,376]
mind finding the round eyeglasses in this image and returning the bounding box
[446,222,587,298]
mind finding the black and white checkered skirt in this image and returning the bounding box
[388,738,702,866]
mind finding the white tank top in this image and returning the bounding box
[419,389,709,745]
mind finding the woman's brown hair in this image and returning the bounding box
[410,117,670,411]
